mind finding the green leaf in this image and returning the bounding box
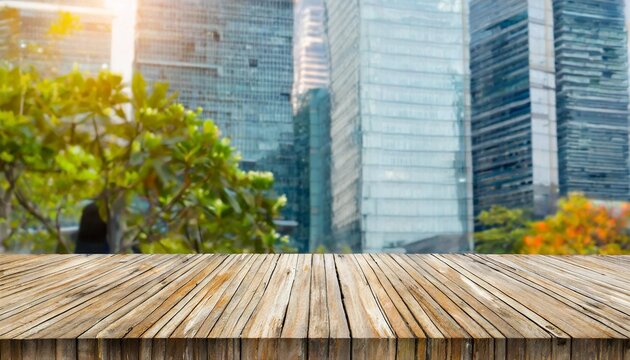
[0,65,291,255]
[132,73,147,107]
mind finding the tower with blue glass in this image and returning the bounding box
[134,0,298,227]
[471,0,630,220]
[294,89,332,252]
[554,0,630,201]
[326,0,473,252]
[470,0,559,218]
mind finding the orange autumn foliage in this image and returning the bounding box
[523,193,630,255]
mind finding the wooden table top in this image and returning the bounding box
[0,254,628,359]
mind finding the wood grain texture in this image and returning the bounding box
[0,254,628,359]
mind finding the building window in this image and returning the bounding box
[209,30,220,42]
[249,58,258,67]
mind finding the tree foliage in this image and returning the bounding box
[47,12,82,39]
[475,194,630,255]
[523,193,630,255]
[0,66,288,254]
[474,206,532,254]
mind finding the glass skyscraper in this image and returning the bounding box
[134,0,298,223]
[471,0,630,219]
[0,0,113,74]
[293,0,329,111]
[326,0,472,252]
[294,89,332,252]
[471,0,559,217]
[554,0,630,201]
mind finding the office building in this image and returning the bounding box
[0,0,113,74]
[293,0,329,110]
[554,0,629,201]
[471,0,629,219]
[134,0,297,223]
[294,89,332,252]
[470,0,559,217]
[326,0,473,252]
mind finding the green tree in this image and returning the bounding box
[0,66,288,254]
[474,206,532,254]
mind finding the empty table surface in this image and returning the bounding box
[0,254,628,359]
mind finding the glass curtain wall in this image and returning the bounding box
[135,0,297,223]
[327,0,472,252]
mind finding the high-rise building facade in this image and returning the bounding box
[326,0,473,252]
[471,0,630,219]
[292,0,329,110]
[0,0,113,74]
[294,89,332,252]
[470,0,559,217]
[554,0,630,201]
[134,0,297,222]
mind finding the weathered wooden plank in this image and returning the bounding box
[8,257,168,338]
[566,256,630,278]
[0,255,36,272]
[482,255,630,336]
[240,254,299,358]
[361,255,426,339]
[0,256,166,338]
[439,255,611,339]
[77,339,98,360]
[509,256,630,316]
[79,255,214,338]
[149,339,165,360]
[395,255,496,339]
[531,256,630,297]
[369,254,444,339]
[354,254,416,359]
[334,254,395,359]
[307,254,329,359]
[540,255,630,293]
[432,254,565,360]
[209,338,240,359]
[599,255,630,269]
[34,256,193,339]
[279,254,312,359]
[0,254,627,359]
[0,256,127,313]
[323,254,351,359]
[571,339,630,360]
[56,339,77,360]
[408,255,522,339]
[101,339,122,360]
[0,255,95,294]
[0,255,78,282]
[111,255,228,338]
[242,254,298,337]
[151,254,253,338]
[377,255,472,359]
[207,254,280,339]
[379,255,471,339]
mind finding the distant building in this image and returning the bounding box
[471,0,630,220]
[0,0,113,74]
[325,0,473,252]
[294,88,331,252]
[470,0,559,218]
[134,0,298,224]
[292,0,329,111]
[554,0,630,201]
